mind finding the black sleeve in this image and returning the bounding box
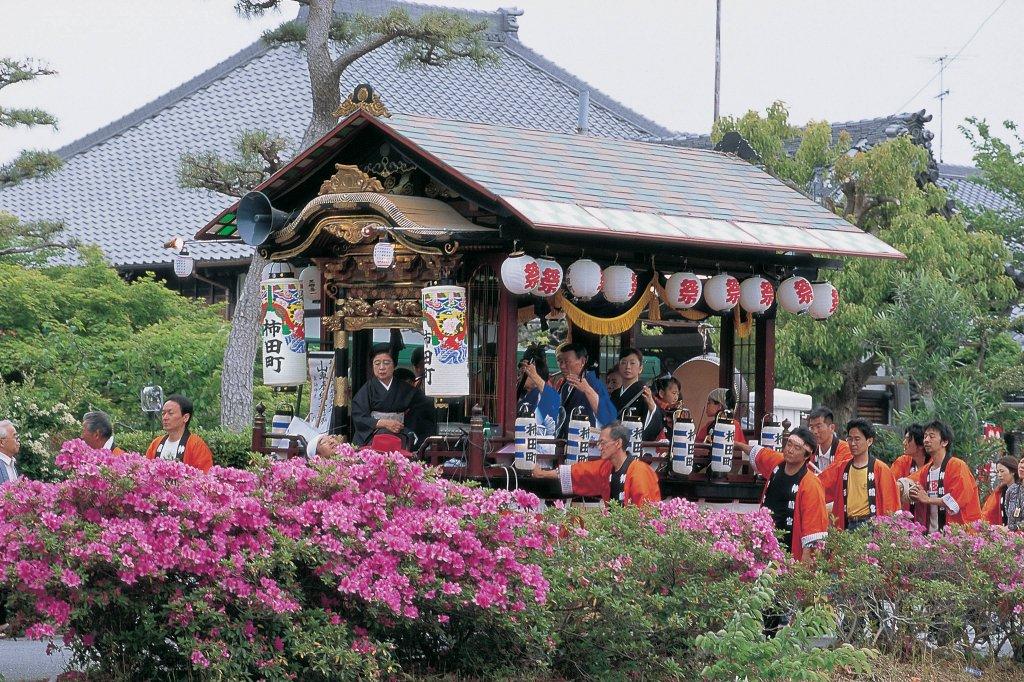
[350,385,376,445]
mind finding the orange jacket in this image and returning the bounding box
[909,456,982,529]
[145,433,213,472]
[751,447,828,561]
[818,456,900,529]
[981,485,1007,526]
[560,457,661,506]
[890,454,917,481]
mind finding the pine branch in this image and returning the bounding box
[0,58,56,91]
[178,129,290,197]
[0,150,62,185]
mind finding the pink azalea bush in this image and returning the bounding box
[0,439,555,680]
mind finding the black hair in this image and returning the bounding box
[652,376,681,394]
[618,347,644,363]
[558,342,588,360]
[846,418,876,440]
[369,343,396,362]
[516,345,550,398]
[904,423,925,448]
[787,426,817,458]
[393,367,416,384]
[165,394,194,423]
[808,406,834,424]
[924,420,954,453]
[997,455,1021,484]
[411,347,424,367]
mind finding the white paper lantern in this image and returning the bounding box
[602,265,637,303]
[739,276,775,314]
[778,276,815,314]
[704,273,741,312]
[373,240,395,268]
[566,258,602,300]
[664,272,703,309]
[298,265,321,311]
[172,248,194,279]
[260,263,307,387]
[500,253,540,295]
[532,258,563,297]
[808,281,840,320]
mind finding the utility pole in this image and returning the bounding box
[714,0,722,123]
[934,54,951,163]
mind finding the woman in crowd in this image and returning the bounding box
[982,455,1021,527]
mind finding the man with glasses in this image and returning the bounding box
[817,419,900,532]
[351,345,436,448]
[0,420,20,484]
[533,421,661,506]
[735,427,828,562]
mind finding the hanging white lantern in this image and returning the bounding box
[260,262,307,387]
[704,273,741,312]
[778,275,815,314]
[172,247,194,279]
[602,265,637,303]
[808,281,840,320]
[664,272,703,309]
[373,238,395,268]
[298,266,322,311]
[500,252,540,295]
[739,276,774,314]
[532,258,563,297]
[566,258,602,300]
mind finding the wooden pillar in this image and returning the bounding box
[467,404,485,477]
[252,403,266,454]
[718,314,736,395]
[496,286,518,436]
[754,315,776,430]
[333,329,350,439]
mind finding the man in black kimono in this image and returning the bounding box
[351,346,436,448]
[609,348,663,441]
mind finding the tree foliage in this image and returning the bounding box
[179,129,290,197]
[725,103,1021,456]
[0,57,63,186]
[960,117,1024,250]
[0,211,77,264]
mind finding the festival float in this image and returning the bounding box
[195,86,903,503]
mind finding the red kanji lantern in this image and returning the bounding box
[739,276,774,314]
[532,258,563,297]
[778,276,815,314]
[566,258,602,300]
[808,281,839,320]
[665,272,702,309]
[500,252,541,295]
[704,273,741,312]
[603,265,637,303]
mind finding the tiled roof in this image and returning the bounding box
[201,112,904,260]
[0,1,673,269]
[937,163,1017,214]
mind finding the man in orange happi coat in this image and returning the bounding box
[534,422,661,506]
[909,420,981,532]
[735,427,828,562]
[144,394,213,472]
[817,419,900,532]
[890,423,929,513]
[808,406,851,473]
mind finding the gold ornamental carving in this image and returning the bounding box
[319,165,385,196]
[332,84,392,119]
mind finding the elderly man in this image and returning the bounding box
[81,411,124,454]
[144,395,213,472]
[351,345,436,448]
[0,420,20,484]
[534,421,661,506]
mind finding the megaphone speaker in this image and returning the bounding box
[237,191,291,246]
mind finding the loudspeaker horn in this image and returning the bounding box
[237,191,291,246]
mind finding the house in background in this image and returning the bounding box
[0,0,674,313]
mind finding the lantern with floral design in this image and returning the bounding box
[739,276,774,314]
[532,258,563,297]
[778,275,815,314]
[602,265,637,303]
[704,273,741,312]
[566,258,602,300]
[808,281,839,320]
[664,272,702,309]
[500,252,541,295]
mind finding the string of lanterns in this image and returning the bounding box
[500,252,840,319]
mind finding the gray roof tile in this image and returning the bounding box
[0,3,671,269]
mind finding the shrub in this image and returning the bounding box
[115,427,255,470]
[0,440,554,680]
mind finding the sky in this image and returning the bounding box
[1,0,1021,166]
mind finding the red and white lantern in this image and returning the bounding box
[664,272,702,309]
[566,258,602,300]
[602,265,637,303]
[808,281,839,320]
[778,276,815,314]
[500,252,541,295]
[704,273,741,312]
[739,276,775,314]
[532,258,563,297]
